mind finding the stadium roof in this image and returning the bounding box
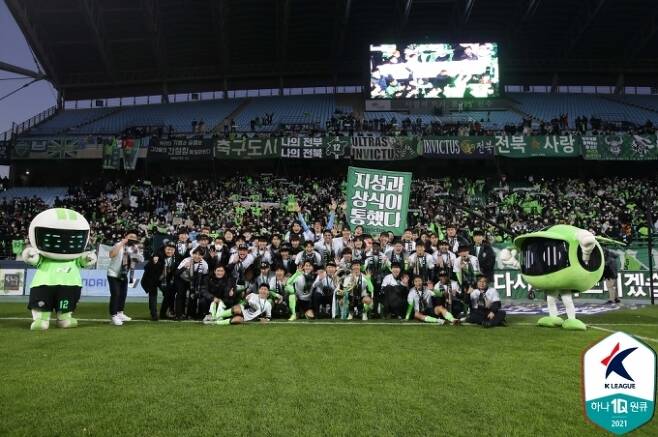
[6,0,658,100]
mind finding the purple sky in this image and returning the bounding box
[0,1,56,135]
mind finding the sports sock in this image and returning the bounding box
[209,302,217,318]
[215,318,231,326]
[288,294,297,315]
[443,311,455,322]
[219,309,233,319]
[423,315,439,323]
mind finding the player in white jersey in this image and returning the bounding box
[209,283,272,325]
[405,275,453,324]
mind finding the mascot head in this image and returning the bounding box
[513,224,603,292]
[28,208,90,261]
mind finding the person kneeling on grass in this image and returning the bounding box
[405,275,456,325]
[208,283,272,325]
[466,275,506,328]
[336,260,374,320]
[285,261,317,321]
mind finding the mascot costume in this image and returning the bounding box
[22,208,97,330]
[514,225,615,331]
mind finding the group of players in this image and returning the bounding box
[138,216,507,327]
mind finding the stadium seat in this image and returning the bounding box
[234,95,337,132]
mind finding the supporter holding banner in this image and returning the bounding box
[345,166,412,235]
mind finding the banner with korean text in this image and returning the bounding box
[494,135,581,158]
[345,166,411,235]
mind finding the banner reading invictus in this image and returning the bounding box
[581,134,658,160]
[494,135,581,158]
[350,136,419,161]
[148,137,213,160]
[422,136,494,159]
[345,166,411,235]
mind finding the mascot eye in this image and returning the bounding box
[577,245,602,272]
[521,238,569,275]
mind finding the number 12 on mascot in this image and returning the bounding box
[22,208,97,330]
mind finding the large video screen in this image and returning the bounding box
[369,42,499,99]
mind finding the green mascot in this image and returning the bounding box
[22,208,97,330]
[514,225,606,331]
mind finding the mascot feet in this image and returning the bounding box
[56,312,78,328]
[562,318,587,331]
[30,311,50,331]
[537,316,564,328]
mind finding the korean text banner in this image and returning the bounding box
[494,135,581,158]
[422,136,494,159]
[148,137,213,160]
[279,137,349,159]
[214,138,279,159]
[581,135,658,160]
[345,166,411,235]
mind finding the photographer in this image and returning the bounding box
[312,262,339,318]
[174,247,209,320]
[141,241,177,321]
[107,231,144,326]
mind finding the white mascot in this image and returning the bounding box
[22,208,97,330]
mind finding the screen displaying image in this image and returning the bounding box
[369,42,499,99]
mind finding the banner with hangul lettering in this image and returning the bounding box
[148,137,213,160]
[279,137,349,159]
[345,166,411,235]
[350,136,420,161]
[214,138,279,160]
[581,134,658,160]
[494,135,581,158]
[422,136,494,159]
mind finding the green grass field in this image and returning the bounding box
[1,301,657,437]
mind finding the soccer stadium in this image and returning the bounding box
[1,0,657,436]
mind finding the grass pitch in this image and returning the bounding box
[1,302,657,437]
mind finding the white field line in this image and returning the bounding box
[588,325,658,344]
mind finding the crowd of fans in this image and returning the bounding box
[1,174,656,260]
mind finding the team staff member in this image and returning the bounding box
[141,242,177,321]
[107,231,143,326]
[470,230,495,282]
[209,283,272,325]
[466,275,506,327]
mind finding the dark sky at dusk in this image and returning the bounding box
[0,1,57,135]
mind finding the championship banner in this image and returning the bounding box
[279,137,349,159]
[214,138,279,159]
[494,135,581,158]
[422,136,494,159]
[148,137,213,161]
[349,136,419,161]
[581,135,658,160]
[345,166,411,235]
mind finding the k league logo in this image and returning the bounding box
[583,332,656,435]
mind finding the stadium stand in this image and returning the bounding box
[0,187,67,205]
[234,95,337,132]
[28,107,117,135]
[508,93,658,126]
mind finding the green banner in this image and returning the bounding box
[279,136,349,159]
[102,138,121,170]
[350,136,420,161]
[581,134,658,160]
[214,138,280,159]
[494,135,581,158]
[345,166,411,235]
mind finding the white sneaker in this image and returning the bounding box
[117,312,132,322]
[203,314,214,322]
[111,315,123,326]
[436,318,445,325]
[361,313,368,321]
[347,313,353,320]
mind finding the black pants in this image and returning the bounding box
[108,276,128,316]
[174,279,189,318]
[382,286,406,318]
[467,308,506,327]
[159,284,175,318]
[312,292,332,316]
